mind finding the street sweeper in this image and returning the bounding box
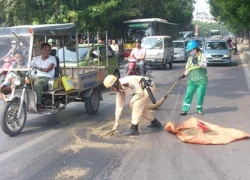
[179,40,208,116]
[103,75,162,136]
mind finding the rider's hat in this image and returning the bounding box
[135,38,141,44]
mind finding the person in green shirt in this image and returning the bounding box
[179,40,208,116]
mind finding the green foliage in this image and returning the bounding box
[0,0,194,38]
[209,0,250,32]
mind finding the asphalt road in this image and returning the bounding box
[1,53,250,180]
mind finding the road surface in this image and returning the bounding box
[1,53,250,180]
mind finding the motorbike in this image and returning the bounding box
[125,58,151,77]
[126,58,140,75]
[232,45,237,55]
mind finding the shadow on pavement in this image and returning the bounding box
[205,106,238,114]
[208,61,238,67]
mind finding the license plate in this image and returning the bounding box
[146,59,155,62]
[213,58,222,61]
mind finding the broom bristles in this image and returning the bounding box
[146,97,165,110]
[100,128,117,138]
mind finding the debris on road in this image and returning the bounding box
[55,168,88,180]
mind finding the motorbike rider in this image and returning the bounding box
[179,40,208,116]
[103,74,162,135]
[227,37,232,48]
[1,40,16,61]
[232,38,238,53]
[0,49,26,102]
[126,38,146,75]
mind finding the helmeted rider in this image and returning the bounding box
[227,37,232,48]
[126,38,146,75]
[179,40,208,116]
[103,74,162,135]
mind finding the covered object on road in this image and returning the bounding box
[165,117,250,145]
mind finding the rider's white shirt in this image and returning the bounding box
[31,55,57,78]
[130,47,146,59]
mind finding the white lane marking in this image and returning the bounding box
[0,129,59,162]
[241,55,250,91]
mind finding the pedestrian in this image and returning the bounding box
[110,39,119,54]
[103,74,162,135]
[179,40,208,116]
[110,39,120,67]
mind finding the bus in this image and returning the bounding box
[123,18,179,57]
[179,31,194,39]
[209,29,220,37]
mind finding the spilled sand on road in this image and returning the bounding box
[55,168,88,180]
[60,117,143,153]
[61,129,129,153]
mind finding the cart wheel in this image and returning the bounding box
[1,100,27,136]
[85,89,100,114]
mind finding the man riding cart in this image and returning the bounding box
[0,23,110,136]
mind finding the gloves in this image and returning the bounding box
[112,121,119,130]
[178,74,186,80]
[129,101,134,110]
[192,57,198,65]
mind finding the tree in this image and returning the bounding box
[0,0,194,39]
[209,0,250,43]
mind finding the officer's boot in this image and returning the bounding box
[147,118,162,128]
[123,124,139,136]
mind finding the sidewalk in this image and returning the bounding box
[238,44,250,63]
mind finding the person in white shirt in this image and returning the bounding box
[31,43,57,109]
[126,38,146,75]
[110,39,119,54]
[110,39,120,66]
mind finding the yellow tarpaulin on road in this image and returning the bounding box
[165,117,250,145]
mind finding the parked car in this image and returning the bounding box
[58,44,120,78]
[141,36,174,70]
[203,40,231,65]
[173,40,189,62]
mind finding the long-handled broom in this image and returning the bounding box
[146,80,179,110]
[146,68,187,110]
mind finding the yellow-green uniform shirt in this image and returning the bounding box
[185,52,208,85]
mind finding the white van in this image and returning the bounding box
[141,36,174,69]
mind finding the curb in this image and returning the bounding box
[241,51,250,64]
[238,45,250,64]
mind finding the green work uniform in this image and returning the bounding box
[182,52,208,112]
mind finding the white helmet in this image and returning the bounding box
[103,75,118,88]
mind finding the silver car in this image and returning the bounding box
[203,40,231,65]
[173,40,189,62]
